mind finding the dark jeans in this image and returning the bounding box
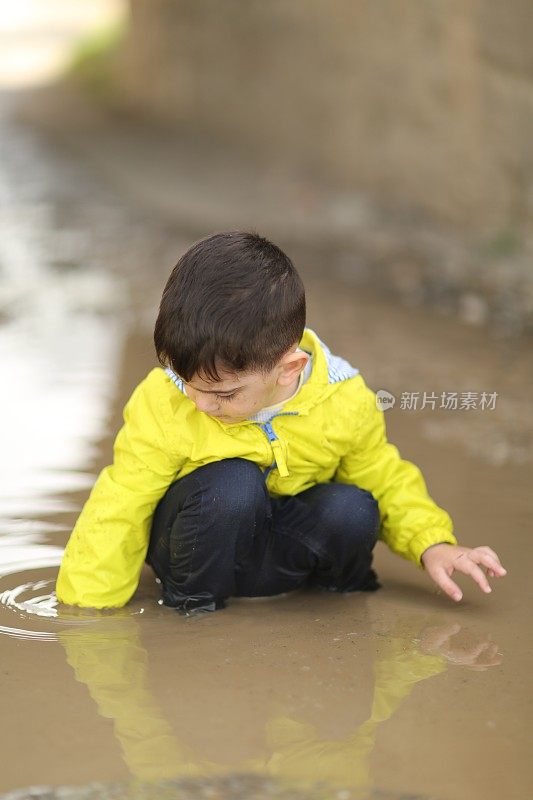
[146,458,381,614]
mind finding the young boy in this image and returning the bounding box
[56,231,507,614]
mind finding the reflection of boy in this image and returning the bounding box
[59,616,446,788]
[56,232,506,613]
[59,616,499,790]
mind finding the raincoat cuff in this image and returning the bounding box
[409,530,458,568]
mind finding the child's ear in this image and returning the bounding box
[277,351,309,386]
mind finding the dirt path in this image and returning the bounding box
[0,89,532,800]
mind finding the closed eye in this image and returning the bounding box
[216,393,237,402]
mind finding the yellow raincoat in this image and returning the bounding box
[56,328,456,608]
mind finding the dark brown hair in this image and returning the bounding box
[154,231,306,382]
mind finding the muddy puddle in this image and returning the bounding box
[0,97,532,800]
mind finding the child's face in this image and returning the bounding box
[182,347,309,424]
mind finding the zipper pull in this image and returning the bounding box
[271,440,289,477]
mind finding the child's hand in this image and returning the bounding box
[421,543,507,602]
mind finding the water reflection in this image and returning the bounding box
[0,104,126,640]
[57,614,501,797]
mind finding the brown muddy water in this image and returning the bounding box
[1,97,532,800]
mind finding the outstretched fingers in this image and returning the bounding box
[473,547,507,577]
[453,552,492,594]
[429,545,507,602]
[434,567,463,602]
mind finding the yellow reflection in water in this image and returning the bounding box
[57,615,500,795]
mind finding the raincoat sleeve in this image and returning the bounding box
[335,377,457,566]
[56,369,180,608]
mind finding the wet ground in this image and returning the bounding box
[0,89,532,800]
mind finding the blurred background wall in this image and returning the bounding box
[113,0,533,237]
[4,0,531,331]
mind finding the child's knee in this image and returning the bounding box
[164,458,268,544]
[194,457,267,519]
[150,458,266,543]
[323,484,380,546]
